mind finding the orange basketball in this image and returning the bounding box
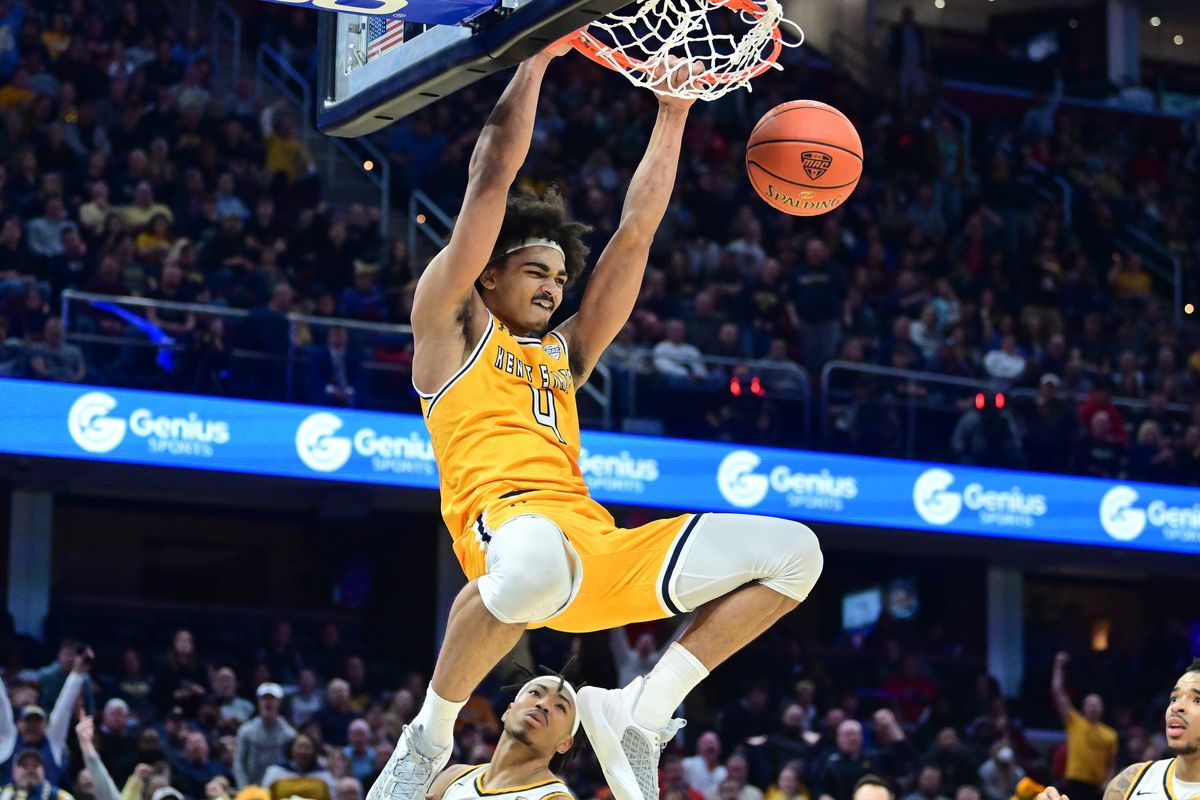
[745,100,863,216]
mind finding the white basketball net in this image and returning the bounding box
[574,0,804,102]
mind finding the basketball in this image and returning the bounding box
[745,100,863,216]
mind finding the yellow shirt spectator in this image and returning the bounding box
[1063,708,1118,786]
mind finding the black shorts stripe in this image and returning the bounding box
[499,489,532,499]
[660,513,704,615]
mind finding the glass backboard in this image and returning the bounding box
[317,0,630,137]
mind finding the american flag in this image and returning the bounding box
[367,18,405,58]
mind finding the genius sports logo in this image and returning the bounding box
[913,468,1048,528]
[294,413,353,472]
[717,449,857,511]
[1099,485,1200,543]
[68,392,127,453]
[67,391,229,457]
[294,412,436,476]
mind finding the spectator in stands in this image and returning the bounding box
[26,198,74,258]
[335,777,363,800]
[1,653,89,787]
[260,101,313,187]
[609,627,670,688]
[261,734,334,800]
[262,622,304,688]
[3,750,74,800]
[384,112,448,198]
[306,325,361,408]
[1021,374,1073,472]
[210,668,254,728]
[288,670,323,729]
[152,630,206,718]
[888,6,928,105]
[94,699,138,787]
[871,711,917,789]
[902,768,949,800]
[1080,379,1123,448]
[172,732,226,799]
[1107,253,1153,307]
[816,720,874,800]
[982,335,1026,381]
[663,754,706,800]
[343,720,374,786]
[683,732,727,800]
[1073,410,1124,477]
[686,291,727,355]
[654,319,708,381]
[315,680,355,749]
[338,263,387,322]
[120,182,173,232]
[233,683,295,789]
[951,394,1023,468]
[977,743,1024,800]
[1127,420,1176,482]
[765,762,808,800]
[789,238,845,372]
[923,728,977,792]
[1050,652,1117,800]
[0,316,22,376]
[27,317,85,382]
[32,640,79,710]
[725,755,763,800]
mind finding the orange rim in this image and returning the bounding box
[569,0,783,87]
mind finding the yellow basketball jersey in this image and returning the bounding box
[418,312,592,575]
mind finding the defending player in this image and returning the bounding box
[372,42,824,800]
[428,673,578,800]
[1035,660,1200,800]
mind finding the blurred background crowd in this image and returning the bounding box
[0,607,1192,800]
[0,1,1196,480]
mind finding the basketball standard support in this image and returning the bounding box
[986,567,1024,698]
[317,0,629,137]
[8,489,54,638]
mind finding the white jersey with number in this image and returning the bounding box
[1124,758,1200,800]
[442,765,573,800]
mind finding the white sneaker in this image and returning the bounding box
[577,678,686,800]
[366,724,451,800]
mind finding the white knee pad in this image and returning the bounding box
[668,513,824,612]
[477,514,579,625]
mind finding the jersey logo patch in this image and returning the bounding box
[543,344,562,359]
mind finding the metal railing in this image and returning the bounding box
[255,43,392,237]
[211,1,243,87]
[617,350,812,443]
[1027,162,1073,229]
[820,360,1194,459]
[57,291,615,426]
[1117,224,1185,328]
[407,189,455,272]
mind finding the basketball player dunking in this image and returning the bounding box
[371,44,824,800]
[1036,660,1200,800]
[427,675,579,800]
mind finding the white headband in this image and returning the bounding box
[518,676,580,736]
[502,238,565,258]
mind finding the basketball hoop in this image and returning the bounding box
[566,0,803,101]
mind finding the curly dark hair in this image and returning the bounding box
[485,186,592,287]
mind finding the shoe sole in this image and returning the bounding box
[578,687,645,800]
[365,732,446,800]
